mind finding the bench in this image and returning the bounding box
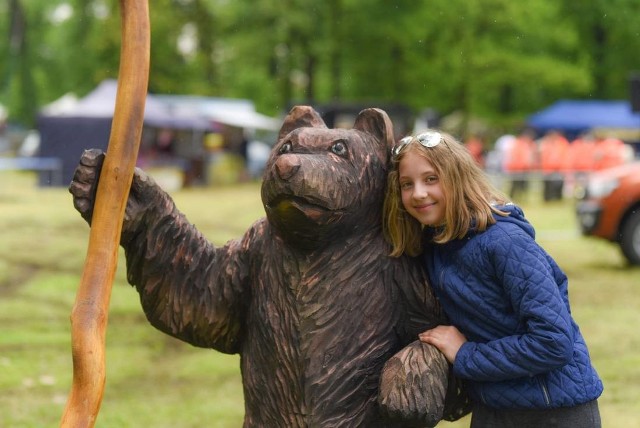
[0,157,64,186]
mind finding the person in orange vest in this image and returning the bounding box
[503,129,537,201]
[464,134,486,168]
[593,134,626,171]
[565,133,596,174]
[539,130,569,201]
[562,133,596,197]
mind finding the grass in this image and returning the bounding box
[1,171,639,427]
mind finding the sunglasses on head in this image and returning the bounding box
[392,131,443,157]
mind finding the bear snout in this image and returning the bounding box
[275,155,301,181]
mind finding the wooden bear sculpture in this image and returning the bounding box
[70,106,467,427]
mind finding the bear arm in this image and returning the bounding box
[379,341,472,426]
[121,175,250,354]
[389,256,447,344]
[378,341,449,427]
[379,259,472,425]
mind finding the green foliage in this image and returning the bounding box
[2,0,640,131]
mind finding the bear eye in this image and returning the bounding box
[279,141,293,154]
[331,140,348,156]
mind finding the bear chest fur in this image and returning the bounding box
[239,230,404,426]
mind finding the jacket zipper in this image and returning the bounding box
[537,377,551,406]
[438,268,446,291]
[479,388,487,405]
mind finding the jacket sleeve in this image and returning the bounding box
[452,228,574,382]
[120,173,253,354]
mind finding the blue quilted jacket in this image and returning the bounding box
[422,204,603,409]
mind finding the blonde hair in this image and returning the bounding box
[383,131,509,257]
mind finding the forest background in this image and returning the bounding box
[3,0,640,139]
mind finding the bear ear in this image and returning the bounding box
[353,108,395,150]
[278,106,328,141]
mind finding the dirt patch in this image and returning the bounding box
[0,264,39,297]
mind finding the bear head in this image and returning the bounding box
[261,106,395,252]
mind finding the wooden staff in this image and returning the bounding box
[60,1,150,426]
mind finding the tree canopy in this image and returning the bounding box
[3,0,640,135]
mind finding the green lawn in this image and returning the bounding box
[1,171,639,427]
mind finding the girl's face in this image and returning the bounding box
[398,150,446,226]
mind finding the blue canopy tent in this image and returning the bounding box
[527,100,640,140]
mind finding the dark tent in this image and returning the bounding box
[527,100,640,139]
[37,80,213,186]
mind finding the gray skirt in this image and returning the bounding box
[470,400,601,428]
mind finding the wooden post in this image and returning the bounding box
[60,1,150,426]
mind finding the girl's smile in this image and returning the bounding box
[398,150,446,226]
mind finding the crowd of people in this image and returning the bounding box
[475,130,635,201]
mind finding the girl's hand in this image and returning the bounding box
[419,325,467,364]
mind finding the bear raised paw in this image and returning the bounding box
[69,106,469,427]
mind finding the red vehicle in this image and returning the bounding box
[576,161,640,265]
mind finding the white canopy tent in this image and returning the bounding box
[154,94,282,131]
[37,80,281,186]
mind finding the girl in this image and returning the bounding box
[383,130,603,427]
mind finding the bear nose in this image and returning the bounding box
[275,156,301,181]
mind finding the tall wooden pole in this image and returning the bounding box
[60,1,150,426]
